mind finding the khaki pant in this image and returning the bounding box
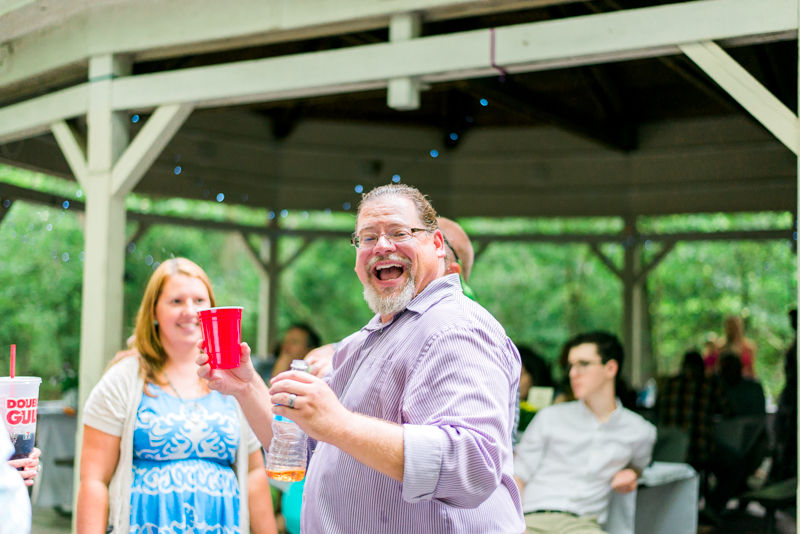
[524,512,607,534]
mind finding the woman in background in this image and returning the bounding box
[76,258,276,534]
[705,316,757,378]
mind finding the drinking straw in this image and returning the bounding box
[9,344,15,378]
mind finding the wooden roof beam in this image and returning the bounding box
[457,76,635,152]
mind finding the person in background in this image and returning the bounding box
[6,447,40,488]
[705,316,757,378]
[554,338,637,410]
[77,258,276,534]
[270,324,320,378]
[514,332,656,534]
[437,216,476,299]
[771,309,797,483]
[657,350,731,469]
[0,430,31,534]
[517,346,554,435]
[719,353,765,417]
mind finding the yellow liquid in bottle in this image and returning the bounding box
[267,468,306,482]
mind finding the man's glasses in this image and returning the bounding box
[566,360,604,373]
[351,228,427,249]
[443,236,459,263]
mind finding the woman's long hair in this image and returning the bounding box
[133,258,216,390]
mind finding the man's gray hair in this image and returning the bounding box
[356,184,439,232]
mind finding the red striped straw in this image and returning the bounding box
[9,345,15,378]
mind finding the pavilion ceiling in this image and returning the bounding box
[0,0,796,218]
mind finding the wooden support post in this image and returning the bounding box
[387,12,422,110]
[257,238,270,356]
[238,229,314,356]
[51,55,194,530]
[69,55,131,532]
[622,216,644,387]
[591,225,671,388]
[267,219,281,356]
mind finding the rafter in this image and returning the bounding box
[457,76,634,151]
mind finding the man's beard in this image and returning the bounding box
[362,254,416,317]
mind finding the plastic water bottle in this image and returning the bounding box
[266,359,308,482]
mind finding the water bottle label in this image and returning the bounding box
[274,414,297,424]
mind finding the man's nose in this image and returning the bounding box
[372,234,396,254]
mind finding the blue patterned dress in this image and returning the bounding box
[129,384,243,534]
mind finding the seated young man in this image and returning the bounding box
[514,332,656,534]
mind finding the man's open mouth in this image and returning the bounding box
[373,263,406,281]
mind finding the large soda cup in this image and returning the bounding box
[0,377,41,462]
[198,307,243,369]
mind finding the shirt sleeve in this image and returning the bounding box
[630,421,657,472]
[513,410,548,484]
[82,358,135,437]
[401,326,518,508]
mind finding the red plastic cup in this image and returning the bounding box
[198,307,243,369]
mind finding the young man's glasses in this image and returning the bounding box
[351,228,426,249]
[566,360,605,373]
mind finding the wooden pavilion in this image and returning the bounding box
[0,0,798,518]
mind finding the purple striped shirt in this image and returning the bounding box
[301,274,525,533]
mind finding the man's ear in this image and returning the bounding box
[447,262,462,276]
[605,359,619,379]
[433,229,447,258]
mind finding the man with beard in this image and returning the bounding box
[304,215,475,378]
[199,184,524,533]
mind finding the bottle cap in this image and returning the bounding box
[290,360,309,372]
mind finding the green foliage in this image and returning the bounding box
[0,202,84,399]
[649,239,796,397]
[0,165,796,402]
[469,242,621,365]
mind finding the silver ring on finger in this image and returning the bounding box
[288,393,297,409]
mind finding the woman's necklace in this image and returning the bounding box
[164,371,203,423]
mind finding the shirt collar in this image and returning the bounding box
[578,397,623,424]
[361,274,462,332]
[406,274,462,315]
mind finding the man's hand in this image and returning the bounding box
[9,447,41,487]
[611,468,639,494]
[269,371,350,443]
[197,340,256,397]
[305,344,335,378]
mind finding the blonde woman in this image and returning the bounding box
[76,258,276,534]
[706,316,758,378]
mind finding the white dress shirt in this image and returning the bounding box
[514,400,656,523]
[0,431,31,534]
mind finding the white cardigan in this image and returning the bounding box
[82,356,261,533]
